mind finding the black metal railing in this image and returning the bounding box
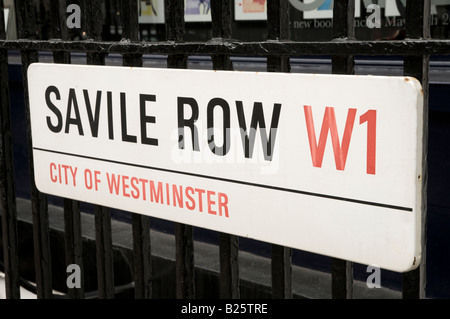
[0,0,438,299]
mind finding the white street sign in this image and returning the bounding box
[28,63,424,272]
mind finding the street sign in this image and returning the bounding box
[28,63,424,272]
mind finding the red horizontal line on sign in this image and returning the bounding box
[33,147,413,213]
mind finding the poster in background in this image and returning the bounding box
[234,0,267,21]
[185,0,212,22]
[302,0,363,19]
[138,0,165,24]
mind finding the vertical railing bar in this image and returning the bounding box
[50,0,85,300]
[219,233,239,299]
[122,0,140,42]
[331,0,355,300]
[94,205,115,299]
[331,258,353,299]
[0,0,20,299]
[25,49,51,299]
[63,199,85,298]
[175,224,195,298]
[51,0,71,64]
[131,214,152,299]
[84,0,115,299]
[165,0,185,43]
[402,0,430,300]
[210,0,239,299]
[121,0,152,299]
[165,0,195,299]
[271,245,292,298]
[332,0,355,40]
[266,0,292,299]
[211,0,232,40]
[267,0,289,42]
[15,0,53,299]
[50,0,69,41]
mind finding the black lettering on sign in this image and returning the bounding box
[207,97,230,156]
[120,92,137,143]
[45,85,63,133]
[83,89,102,138]
[44,87,160,146]
[177,97,199,151]
[65,88,84,136]
[140,94,158,146]
[107,91,114,140]
[236,101,282,161]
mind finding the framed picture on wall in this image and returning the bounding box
[185,0,212,22]
[138,0,165,24]
[234,0,267,21]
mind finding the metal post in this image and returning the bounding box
[210,0,240,299]
[16,0,53,299]
[84,0,115,299]
[121,0,152,300]
[166,0,196,299]
[402,0,430,300]
[331,0,355,300]
[50,0,86,300]
[267,0,292,299]
[0,0,20,300]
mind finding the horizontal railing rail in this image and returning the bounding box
[0,39,448,56]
